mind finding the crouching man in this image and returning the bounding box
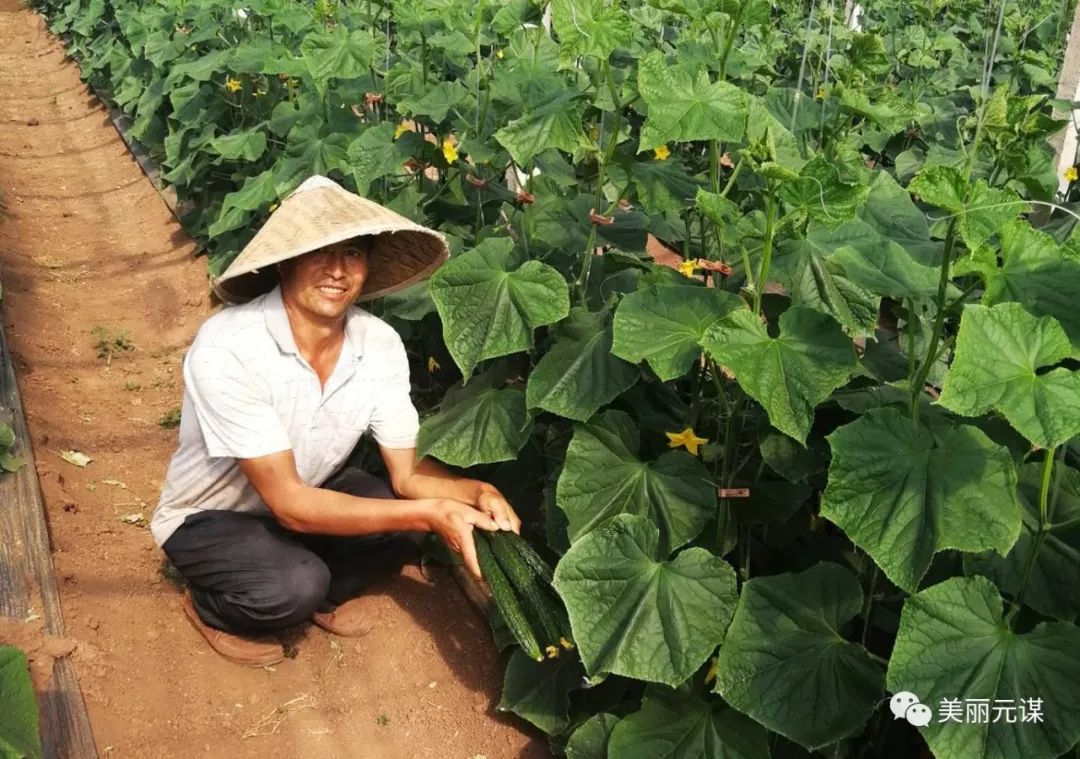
[150,175,519,667]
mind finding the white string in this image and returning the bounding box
[924,199,1080,225]
[568,0,592,41]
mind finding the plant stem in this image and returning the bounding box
[1005,447,1057,625]
[909,219,956,418]
[576,226,599,305]
[709,140,721,194]
[861,563,879,648]
[909,85,992,418]
[690,358,704,428]
[472,0,486,135]
[717,0,746,82]
[574,61,622,304]
[752,189,777,314]
[720,157,744,198]
[740,523,752,579]
[709,360,734,556]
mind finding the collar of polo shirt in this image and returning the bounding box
[261,285,366,360]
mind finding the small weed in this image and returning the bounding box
[376,714,390,726]
[123,381,141,391]
[91,326,135,366]
[158,407,181,429]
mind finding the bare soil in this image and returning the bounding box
[0,3,545,757]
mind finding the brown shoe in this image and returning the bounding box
[182,593,285,667]
[311,597,375,638]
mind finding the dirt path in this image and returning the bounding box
[0,4,543,757]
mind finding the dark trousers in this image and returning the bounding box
[162,466,414,634]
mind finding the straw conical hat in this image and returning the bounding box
[212,175,449,303]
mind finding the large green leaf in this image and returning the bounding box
[807,220,940,300]
[495,91,591,166]
[938,303,1080,449]
[637,52,747,152]
[628,159,703,215]
[778,157,871,229]
[887,576,1080,759]
[954,220,1080,348]
[346,123,401,195]
[553,514,738,686]
[565,713,620,759]
[821,407,1021,594]
[771,239,880,337]
[607,685,770,759]
[396,80,469,124]
[416,370,532,467]
[163,48,235,88]
[908,166,1025,250]
[612,285,743,382]
[429,238,570,378]
[207,167,281,237]
[0,646,42,759]
[702,307,858,443]
[279,124,352,185]
[550,0,635,63]
[301,27,377,91]
[858,171,939,266]
[556,410,715,554]
[965,463,1080,621]
[205,129,267,162]
[712,563,885,751]
[526,308,639,422]
[497,649,584,735]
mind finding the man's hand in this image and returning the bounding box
[475,484,522,534]
[381,449,523,535]
[427,499,500,579]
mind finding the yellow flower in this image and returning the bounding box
[677,259,697,278]
[653,145,671,161]
[665,427,709,456]
[225,76,242,93]
[815,87,825,100]
[1065,166,1078,183]
[496,48,504,59]
[427,356,441,373]
[704,657,718,684]
[442,139,458,164]
[394,121,410,140]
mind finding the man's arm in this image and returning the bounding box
[379,446,522,534]
[237,450,498,577]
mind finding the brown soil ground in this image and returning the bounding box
[0,3,545,757]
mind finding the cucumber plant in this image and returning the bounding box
[31,0,1080,756]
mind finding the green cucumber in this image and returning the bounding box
[505,531,555,584]
[476,533,544,661]
[488,532,570,656]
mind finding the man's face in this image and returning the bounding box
[279,239,370,321]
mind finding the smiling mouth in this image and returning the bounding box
[317,284,349,298]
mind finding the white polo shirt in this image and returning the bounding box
[150,285,420,547]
